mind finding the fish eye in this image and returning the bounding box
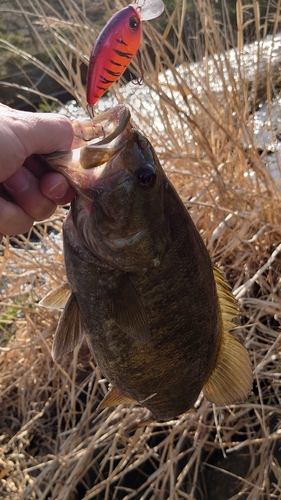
[129,16,139,29]
[137,166,156,189]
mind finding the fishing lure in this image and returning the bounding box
[86,0,164,109]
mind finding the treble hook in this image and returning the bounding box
[130,50,144,86]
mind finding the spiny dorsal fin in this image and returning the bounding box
[213,266,237,330]
[203,267,252,405]
[99,385,137,410]
[39,282,72,309]
[52,293,84,360]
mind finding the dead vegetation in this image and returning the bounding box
[1,0,281,499]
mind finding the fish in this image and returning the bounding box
[86,0,164,109]
[40,105,252,420]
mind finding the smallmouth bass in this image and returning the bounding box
[40,106,252,420]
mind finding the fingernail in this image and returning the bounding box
[4,168,30,193]
[47,181,68,199]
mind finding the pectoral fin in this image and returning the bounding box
[52,293,84,360]
[203,267,252,405]
[99,385,137,409]
[40,282,72,309]
[111,275,151,343]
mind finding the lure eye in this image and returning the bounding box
[129,16,139,30]
[137,166,156,189]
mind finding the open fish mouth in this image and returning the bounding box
[36,105,132,189]
[72,105,131,151]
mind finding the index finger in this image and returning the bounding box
[0,105,74,183]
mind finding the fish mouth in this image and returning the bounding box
[72,105,131,146]
[100,227,148,250]
[37,105,132,186]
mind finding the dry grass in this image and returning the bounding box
[1,0,281,499]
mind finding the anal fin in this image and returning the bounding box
[99,385,137,410]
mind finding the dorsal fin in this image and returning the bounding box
[39,282,72,309]
[213,266,238,331]
[203,267,252,405]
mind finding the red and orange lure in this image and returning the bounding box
[86,0,164,110]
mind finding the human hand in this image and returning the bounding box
[0,104,75,241]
